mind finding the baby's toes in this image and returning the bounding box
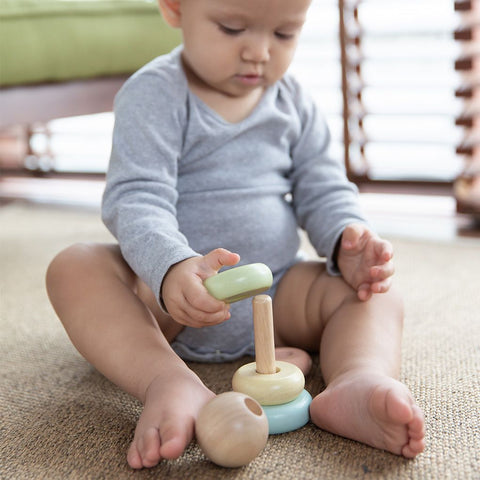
[400,404,425,457]
[127,442,143,469]
[409,405,425,437]
[275,347,312,376]
[136,427,162,468]
[407,406,425,454]
[159,421,194,460]
[402,437,425,458]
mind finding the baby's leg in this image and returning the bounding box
[46,244,214,468]
[273,262,425,457]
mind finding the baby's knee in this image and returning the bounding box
[383,285,405,322]
[46,243,103,291]
[332,278,404,326]
[387,284,404,307]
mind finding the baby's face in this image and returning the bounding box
[180,0,311,98]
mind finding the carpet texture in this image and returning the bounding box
[1,202,479,479]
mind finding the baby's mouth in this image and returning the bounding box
[236,73,264,85]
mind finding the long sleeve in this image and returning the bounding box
[101,63,199,301]
[287,78,369,274]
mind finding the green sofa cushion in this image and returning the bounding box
[0,0,181,87]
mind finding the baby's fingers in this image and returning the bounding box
[357,283,373,302]
[357,275,393,301]
[183,285,231,327]
[201,248,240,277]
[341,223,367,251]
[180,303,230,327]
[370,277,393,295]
[176,297,230,327]
[369,260,395,281]
[374,238,394,263]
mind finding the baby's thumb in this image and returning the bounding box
[341,223,364,250]
[202,248,240,273]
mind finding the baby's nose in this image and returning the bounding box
[242,36,270,63]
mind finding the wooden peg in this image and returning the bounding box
[233,294,305,405]
[252,295,276,375]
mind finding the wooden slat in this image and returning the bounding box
[454,0,480,215]
[455,27,473,41]
[456,85,475,97]
[455,57,474,70]
[340,0,466,186]
[455,0,472,11]
[0,76,127,129]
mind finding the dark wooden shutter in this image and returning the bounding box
[453,0,480,214]
[338,0,465,190]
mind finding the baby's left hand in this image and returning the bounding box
[337,223,395,301]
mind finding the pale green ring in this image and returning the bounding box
[204,263,273,303]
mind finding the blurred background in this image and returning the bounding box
[1,0,479,240]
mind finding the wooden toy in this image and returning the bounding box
[232,294,312,434]
[232,360,304,405]
[201,264,311,444]
[196,391,269,468]
[204,263,273,303]
[232,296,304,405]
[261,389,312,434]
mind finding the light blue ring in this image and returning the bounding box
[262,389,312,435]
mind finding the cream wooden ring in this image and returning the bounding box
[232,360,305,406]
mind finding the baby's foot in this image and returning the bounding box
[127,367,215,469]
[309,372,425,457]
[275,347,312,376]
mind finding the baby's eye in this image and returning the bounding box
[275,31,295,40]
[219,24,245,36]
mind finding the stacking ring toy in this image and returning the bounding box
[204,263,273,303]
[262,389,312,434]
[232,360,305,405]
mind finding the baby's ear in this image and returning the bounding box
[158,0,181,28]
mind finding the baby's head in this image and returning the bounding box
[158,0,311,98]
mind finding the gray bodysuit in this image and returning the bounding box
[102,46,368,362]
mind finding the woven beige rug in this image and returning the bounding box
[1,202,479,479]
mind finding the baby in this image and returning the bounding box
[46,0,425,469]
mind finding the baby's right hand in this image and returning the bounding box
[161,248,240,328]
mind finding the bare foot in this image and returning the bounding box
[275,347,312,376]
[309,372,425,457]
[127,367,215,469]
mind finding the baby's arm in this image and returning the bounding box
[337,224,395,302]
[161,248,240,327]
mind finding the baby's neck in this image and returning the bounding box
[181,55,266,123]
[191,84,265,123]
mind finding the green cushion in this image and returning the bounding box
[0,0,181,87]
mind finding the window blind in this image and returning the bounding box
[453,0,480,214]
[4,0,474,203]
[289,0,344,163]
[336,0,464,184]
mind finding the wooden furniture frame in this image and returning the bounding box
[0,77,127,129]
[0,76,128,176]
